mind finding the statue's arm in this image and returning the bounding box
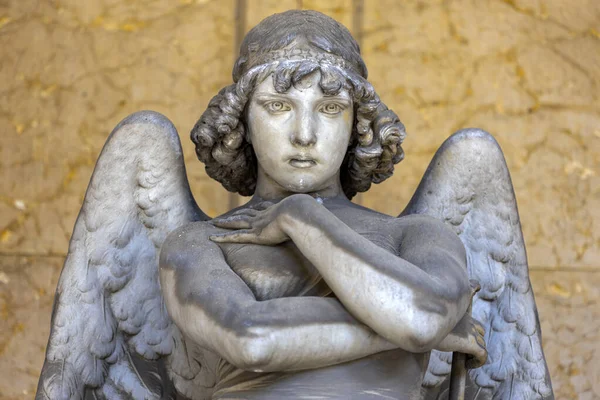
[159,221,395,373]
[211,195,471,353]
[284,198,471,352]
[283,198,471,352]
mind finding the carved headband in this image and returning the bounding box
[246,47,364,76]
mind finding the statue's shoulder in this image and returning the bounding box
[394,213,464,251]
[395,213,448,232]
[161,220,220,266]
[166,220,215,242]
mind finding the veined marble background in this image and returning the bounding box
[0,0,598,398]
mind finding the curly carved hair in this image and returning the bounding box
[190,10,406,199]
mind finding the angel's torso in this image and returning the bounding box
[209,203,428,400]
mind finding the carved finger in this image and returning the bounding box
[466,352,486,369]
[211,217,253,230]
[209,230,260,243]
[474,321,485,336]
[478,348,488,367]
[465,344,487,369]
[252,201,275,211]
[469,279,481,296]
[230,209,259,218]
[476,334,486,348]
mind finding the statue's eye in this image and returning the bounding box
[266,101,290,113]
[319,103,342,115]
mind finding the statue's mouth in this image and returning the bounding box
[289,158,317,168]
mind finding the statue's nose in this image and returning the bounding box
[291,111,317,147]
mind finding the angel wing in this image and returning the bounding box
[36,111,215,399]
[401,129,554,400]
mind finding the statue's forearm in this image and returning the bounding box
[280,197,471,352]
[241,296,396,371]
[166,273,394,372]
[161,224,395,373]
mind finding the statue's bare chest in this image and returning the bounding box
[218,216,399,301]
[219,241,332,300]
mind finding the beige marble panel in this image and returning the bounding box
[1,254,595,399]
[246,0,298,33]
[0,255,62,399]
[530,270,600,400]
[0,0,236,256]
[0,2,597,399]
[246,0,353,39]
[301,0,353,31]
[360,0,600,269]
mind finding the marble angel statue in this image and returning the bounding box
[36,10,554,400]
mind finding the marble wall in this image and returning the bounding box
[0,0,598,398]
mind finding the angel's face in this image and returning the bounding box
[247,70,353,196]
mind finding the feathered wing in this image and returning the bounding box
[401,129,553,400]
[36,111,214,400]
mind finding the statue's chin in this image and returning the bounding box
[277,176,330,194]
[267,168,340,195]
[281,179,316,193]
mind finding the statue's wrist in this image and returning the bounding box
[278,194,318,234]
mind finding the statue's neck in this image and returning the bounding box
[252,165,346,202]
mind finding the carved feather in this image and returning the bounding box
[404,129,554,400]
[36,111,210,399]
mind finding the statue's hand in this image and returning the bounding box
[210,197,305,245]
[435,312,487,369]
[434,281,487,369]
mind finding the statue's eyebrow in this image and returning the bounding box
[252,92,351,103]
[252,93,292,102]
[320,93,352,103]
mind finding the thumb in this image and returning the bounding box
[469,279,481,298]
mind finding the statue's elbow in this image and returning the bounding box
[406,291,471,352]
[216,309,276,371]
[228,333,274,372]
[404,324,441,353]
[397,314,451,353]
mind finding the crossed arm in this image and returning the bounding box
[159,195,480,372]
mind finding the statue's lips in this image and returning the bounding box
[289,158,317,168]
